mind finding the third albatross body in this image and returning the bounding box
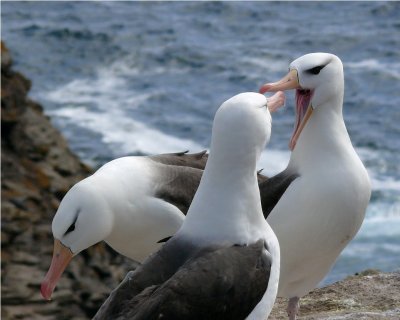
[260,52,371,319]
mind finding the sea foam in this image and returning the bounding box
[49,106,204,156]
[43,56,398,196]
[345,59,400,80]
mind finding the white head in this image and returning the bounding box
[180,92,284,244]
[209,92,272,170]
[260,52,344,150]
[52,179,114,253]
[290,52,344,109]
[41,178,113,300]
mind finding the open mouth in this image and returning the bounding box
[290,89,314,150]
[258,69,315,150]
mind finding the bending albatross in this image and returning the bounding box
[259,52,371,319]
[93,92,280,320]
[41,92,286,300]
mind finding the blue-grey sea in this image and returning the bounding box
[2,1,399,286]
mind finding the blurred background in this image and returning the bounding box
[2,1,399,288]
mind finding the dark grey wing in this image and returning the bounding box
[153,165,204,215]
[93,237,199,320]
[150,150,269,183]
[257,169,269,184]
[119,240,271,320]
[149,150,208,170]
[152,153,293,219]
[260,168,299,219]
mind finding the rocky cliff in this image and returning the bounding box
[1,43,399,320]
[1,42,134,320]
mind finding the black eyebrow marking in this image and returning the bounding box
[157,236,172,243]
[65,209,80,235]
[305,64,326,75]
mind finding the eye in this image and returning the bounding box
[65,222,76,235]
[306,65,326,75]
[64,209,80,236]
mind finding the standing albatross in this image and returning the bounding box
[93,92,280,320]
[259,52,371,319]
[41,92,285,301]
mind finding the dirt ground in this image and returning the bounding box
[269,270,400,320]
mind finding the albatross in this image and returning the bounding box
[41,92,286,301]
[40,150,207,300]
[259,52,371,319]
[93,92,280,320]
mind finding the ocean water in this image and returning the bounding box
[2,1,399,285]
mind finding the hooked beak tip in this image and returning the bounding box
[259,84,272,94]
[40,281,53,301]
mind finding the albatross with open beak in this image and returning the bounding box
[259,52,371,319]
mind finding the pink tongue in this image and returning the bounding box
[289,91,311,150]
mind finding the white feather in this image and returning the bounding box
[52,157,185,261]
[268,53,371,298]
[178,92,280,319]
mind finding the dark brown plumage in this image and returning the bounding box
[93,239,271,320]
[148,151,296,218]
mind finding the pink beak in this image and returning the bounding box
[266,91,286,113]
[259,69,314,150]
[259,69,300,94]
[41,239,73,300]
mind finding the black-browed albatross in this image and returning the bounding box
[41,92,286,301]
[259,52,371,319]
[93,92,281,320]
[41,150,207,300]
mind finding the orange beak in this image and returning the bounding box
[259,69,313,150]
[41,239,73,300]
[259,69,300,94]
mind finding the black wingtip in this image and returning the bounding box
[169,150,208,158]
[176,150,190,156]
[157,236,172,243]
[193,149,208,159]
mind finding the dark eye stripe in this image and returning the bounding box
[65,222,76,234]
[65,209,80,235]
[306,65,326,75]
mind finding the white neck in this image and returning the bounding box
[289,96,356,173]
[179,148,266,246]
